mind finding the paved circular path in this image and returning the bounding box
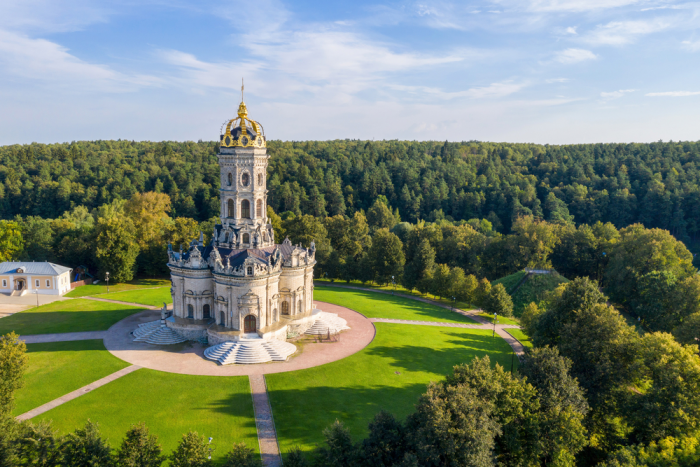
[103,301,376,376]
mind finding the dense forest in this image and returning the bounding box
[1,139,699,248]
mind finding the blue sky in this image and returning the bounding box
[0,0,698,144]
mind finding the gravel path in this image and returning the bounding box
[249,375,282,467]
[15,365,141,421]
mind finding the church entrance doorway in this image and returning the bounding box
[244,314,256,333]
[15,279,25,290]
[220,311,225,326]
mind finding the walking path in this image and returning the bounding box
[249,375,282,467]
[81,296,160,310]
[20,331,108,344]
[15,365,141,421]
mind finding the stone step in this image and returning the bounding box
[205,339,297,365]
[305,311,350,336]
[132,322,187,345]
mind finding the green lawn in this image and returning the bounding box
[267,323,517,454]
[35,369,258,462]
[507,328,533,349]
[492,270,528,293]
[0,299,143,335]
[314,286,477,324]
[315,279,477,313]
[13,340,129,416]
[66,278,171,298]
[96,287,172,307]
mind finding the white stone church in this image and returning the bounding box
[132,99,348,364]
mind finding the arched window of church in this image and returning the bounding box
[241,172,250,187]
[257,173,263,185]
[228,172,232,186]
[228,199,234,218]
[298,299,303,313]
[243,233,250,243]
[187,304,194,319]
[241,200,250,218]
[281,301,289,315]
[256,199,263,217]
[247,266,253,275]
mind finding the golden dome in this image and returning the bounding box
[220,100,266,149]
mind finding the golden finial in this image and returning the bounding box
[237,78,248,118]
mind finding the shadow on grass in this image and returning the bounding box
[24,339,108,354]
[0,308,144,335]
[266,383,428,452]
[315,286,475,323]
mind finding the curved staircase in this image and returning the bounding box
[132,320,188,345]
[305,311,350,336]
[204,337,297,365]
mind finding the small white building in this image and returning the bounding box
[0,262,73,296]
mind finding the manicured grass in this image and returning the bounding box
[511,273,568,316]
[97,287,172,307]
[267,323,517,454]
[13,340,129,416]
[66,278,171,298]
[315,279,477,313]
[35,369,258,462]
[476,312,519,325]
[492,270,528,293]
[0,299,143,335]
[507,328,533,349]
[314,286,477,324]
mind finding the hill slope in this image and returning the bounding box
[495,270,569,317]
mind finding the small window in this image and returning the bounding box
[2,280,6,287]
[187,304,194,319]
[256,199,263,217]
[298,299,303,313]
[241,200,250,218]
[241,172,250,187]
[228,172,233,186]
[281,301,289,315]
[243,233,250,243]
[257,173,263,185]
[35,279,39,287]
[46,280,50,287]
[247,266,253,275]
[228,199,235,218]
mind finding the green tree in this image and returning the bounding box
[266,206,285,242]
[605,224,695,309]
[0,220,23,262]
[627,333,700,443]
[14,419,60,466]
[59,420,114,467]
[15,216,54,262]
[401,238,435,291]
[116,422,164,467]
[428,264,451,299]
[283,214,332,272]
[366,229,405,285]
[484,283,514,317]
[284,447,309,467]
[366,199,398,232]
[0,332,28,419]
[94,216,140,283]
[221,443,260,467]
[315,420,357,467]
[358,411,407,467]
[169,432,213,467]
[673,312,700,346]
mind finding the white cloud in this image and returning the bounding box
[392,81,527,99]
[646,91,700,97]
[600,89,636,99]
[546,77,570,83]
[524,0,642,13]
[683,40,700,51]
[554,48,597,64]
[0,0,112,33]
[566,26,577,34]
[0,29,160,91]
[582,19,672,45]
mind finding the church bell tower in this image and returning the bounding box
[214,97,274,249]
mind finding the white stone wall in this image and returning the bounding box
[213,272,281,331]
[171,270,215,320]
[278,264,314,317]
